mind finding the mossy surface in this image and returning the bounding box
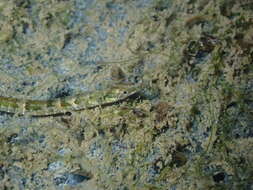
[0,0,252,189]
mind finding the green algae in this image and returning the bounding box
[0,0,252,189]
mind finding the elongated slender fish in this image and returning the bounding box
[0,85,140,117]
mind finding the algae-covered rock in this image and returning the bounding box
[0,0,252,189]
[0,23,13,43]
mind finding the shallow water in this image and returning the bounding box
[0,0,252,189]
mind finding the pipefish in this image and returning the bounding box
[0,85,140,117]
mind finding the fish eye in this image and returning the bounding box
[123,91,128,94]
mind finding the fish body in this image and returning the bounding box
[0,85,139,116]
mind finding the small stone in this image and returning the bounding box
[213,172,225,183]
[110,66,126,82]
